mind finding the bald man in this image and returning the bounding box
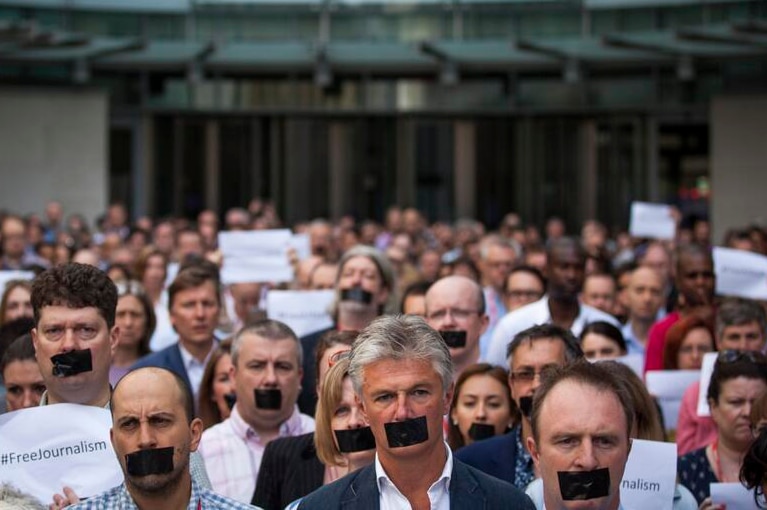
[425,275,489,378]
[621,266,665,356]
[68,368,256,510]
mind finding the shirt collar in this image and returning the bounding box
[375,442,453,494]
[118,478,202,509]
[178,341,216,369]
[229,403,305,444]
[39,390,112,410]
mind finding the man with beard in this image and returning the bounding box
[486,238,617,367]
[67,367,255,509]
[456,324,583,488]
[297,245,397,415]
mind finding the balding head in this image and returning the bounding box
[112,367,194,424]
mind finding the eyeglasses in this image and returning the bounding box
[717,350,767,364]
[426,308,482,322]
[506,290,543,301]
[510,365,558,383]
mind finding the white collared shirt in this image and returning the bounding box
[375,443,453,510]
[485,296,620,366]
[178,341,216,398]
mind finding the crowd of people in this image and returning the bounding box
[1,199,767,509]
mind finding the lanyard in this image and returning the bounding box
[711,440,725,482]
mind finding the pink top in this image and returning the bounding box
[676,381,717,456]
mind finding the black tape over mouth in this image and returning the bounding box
[51,349,93,377]
[519,396,533,418]
[468,423,496,441]
[254,388,282,410]
[224,393,237,410]
[334,427,377,453]
[440,331,467,348]
[558,468,611,500]
[340,287,373,305]
[125,447,175,477]
[384,416,429,448]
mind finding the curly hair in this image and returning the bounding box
[31,263,117,328]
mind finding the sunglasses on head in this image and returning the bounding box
[328,350,351,368]
[717,349,767,364]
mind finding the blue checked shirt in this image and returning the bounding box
[69,479,261,510]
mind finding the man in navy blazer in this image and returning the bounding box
[298,315,534,510]
[132,263,220,401]
[455,324,584,488]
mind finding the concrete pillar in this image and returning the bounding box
[454,120,476,219]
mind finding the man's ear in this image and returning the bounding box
[527,436,540,468]
[189,418,204,452]
[109,325,120,356]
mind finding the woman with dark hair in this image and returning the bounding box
[109,280,156,386]
[134,246,174,351]
[447,363,515,451]
[579,321,627,361]
[198,338,234,430]
[0,280,32,327]
[678,352,767,505]
[741,428,767,508]
[663,316,716,370]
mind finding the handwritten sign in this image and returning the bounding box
[629,202,676,240]
[714,246,767,300]
[0,404,122,503]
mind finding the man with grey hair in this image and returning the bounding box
[457,324,583,488]
[297,244,397,415]
[198,319,315,503]
[298,315,534,509]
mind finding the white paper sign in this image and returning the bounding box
[620,439,677,510]
[696,352,718,417]
[710,482,760,509]
[0,404,122,503]
[629,202,676,240]
[713,246,767,300]
[219,230,294,284]
[289,233,311,260]
[645,370,700,432]
[0,270,35,291]
[266,289,335,338]
[615,354,645,378]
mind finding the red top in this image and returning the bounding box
[643,311,681,373]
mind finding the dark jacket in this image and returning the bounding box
[297,457,535,510]
[297,326,333,416]
[131,343,192,391]
[252,433,324,510]
[454,427,520,486]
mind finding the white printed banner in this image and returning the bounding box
[0,404,122,504]
[645,370,700,432]
[621,439,677,510]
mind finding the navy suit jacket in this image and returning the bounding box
[297,457,534,510]
[454,427,519,486]
[131,343,192,391]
